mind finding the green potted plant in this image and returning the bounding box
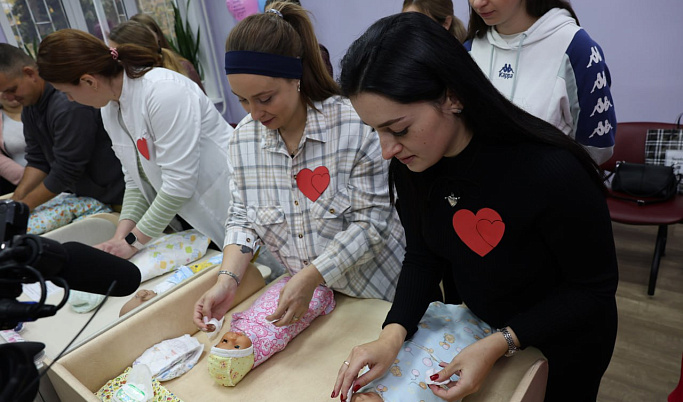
[168,0,202,80]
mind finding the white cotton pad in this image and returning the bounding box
[203,316,224,339]
[424,368,453,386]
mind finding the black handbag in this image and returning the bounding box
[611,161,680,205]
[645,113,683,194]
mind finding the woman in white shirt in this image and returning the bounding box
[36,29,234,259]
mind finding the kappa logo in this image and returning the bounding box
[589,119,613,138]
[498,63,514,79]
[586,46,602,68]
[590,71,607,93]
[590,96,613,117]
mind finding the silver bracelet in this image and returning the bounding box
[500,327,520,357]
[218,270,240,286]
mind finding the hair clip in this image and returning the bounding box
[266,8,283,18]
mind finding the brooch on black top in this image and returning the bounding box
[445,193,460,207]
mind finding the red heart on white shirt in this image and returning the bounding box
[452,208,505,257]
[297,166,330,202]
[136,138,150,160]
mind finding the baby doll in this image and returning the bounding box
[208,275,335,386]
[352,302,493,402]
[208,330,255,386]
[119,263,201,317]
[119,289,157,317]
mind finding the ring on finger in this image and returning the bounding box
[293,316,300,321]
[344,361,350,366]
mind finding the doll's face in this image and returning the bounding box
[216,331,252,350]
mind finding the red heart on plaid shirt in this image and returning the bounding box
[297,166,330,201]
[452,208,505,257]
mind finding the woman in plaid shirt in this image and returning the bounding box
[194,2,406,331]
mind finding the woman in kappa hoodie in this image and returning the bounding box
[465,0,617,166]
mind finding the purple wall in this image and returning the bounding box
[5,1,676,125]
[210,0,683,125]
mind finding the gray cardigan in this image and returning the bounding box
[22,82,124,205]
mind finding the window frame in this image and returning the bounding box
[0,0,227,113]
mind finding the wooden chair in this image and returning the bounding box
[601,122,683,295]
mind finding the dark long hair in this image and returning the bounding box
[467,0,579,40]
[340,12,603,203]
[226,1,339,107]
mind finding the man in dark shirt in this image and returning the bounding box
[0,43,124,210]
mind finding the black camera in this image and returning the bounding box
[0,200,68,402]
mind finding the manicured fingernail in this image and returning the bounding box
[353,384,361,392]
[331,390,336,398]
[340,394,346,401]
[430,373,439,381]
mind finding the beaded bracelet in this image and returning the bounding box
[218,270,240,286]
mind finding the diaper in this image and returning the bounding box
[133,334,203,381]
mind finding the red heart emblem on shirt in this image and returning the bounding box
[296,166,330,202]
[136,138,150,160]
[452,208,505,257]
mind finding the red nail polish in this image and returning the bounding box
[353,384,361,392]
[331,390,336,398]
[340,394,346,401]
[430,373,439,381]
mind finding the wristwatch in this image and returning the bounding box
[500,327,520,357]
[125,232,145,250]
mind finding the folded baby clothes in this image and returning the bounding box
[95,366,182,402]
[68,290,106,313]
[133,334,203,381]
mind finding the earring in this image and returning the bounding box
[297,81,300,92]
[454,108,462,114]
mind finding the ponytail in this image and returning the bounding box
[226,1,339,106]
[109,20,188,78]
[37,28,158,84]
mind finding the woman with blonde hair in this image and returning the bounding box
[402,0,467,42]
[129,13,205,93]
[108,20,186,78]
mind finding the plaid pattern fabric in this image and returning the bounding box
[224,96,404,301]
[645,128,683,193]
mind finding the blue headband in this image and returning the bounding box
[225,51,303,79]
